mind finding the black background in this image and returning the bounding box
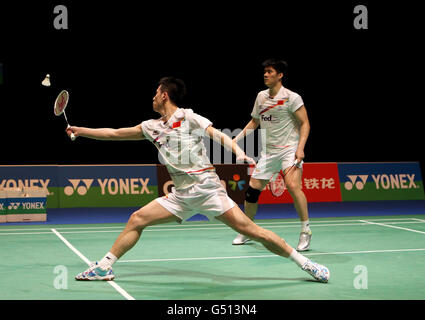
[1,1,423,173]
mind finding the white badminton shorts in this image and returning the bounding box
[156,175,236,222]
[252,147,303,181]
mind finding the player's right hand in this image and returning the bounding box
[66,126,78,138]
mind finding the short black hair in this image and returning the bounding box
[262,59,288,76]
[158,77,187,106]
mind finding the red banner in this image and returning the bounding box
[259,162,342,203]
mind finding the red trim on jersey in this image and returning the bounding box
[259,99,288,115]
[270,144,290,148]
[186,166,215,174]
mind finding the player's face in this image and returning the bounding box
[264,66,282,87]
[152,86,165,112]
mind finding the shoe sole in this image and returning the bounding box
[232,239,251,245]
[296,246,311,252]
[75,276,115,281]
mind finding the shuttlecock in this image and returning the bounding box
[42,74,51,87]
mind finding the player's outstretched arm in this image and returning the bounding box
[206,125,255,165]
[66,124,145,141]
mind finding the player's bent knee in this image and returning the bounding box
[286,182,301,193]
[128,210,149,230]
[245,186,261,203]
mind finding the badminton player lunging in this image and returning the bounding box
[67,77,329,282]
[232,59,313,251]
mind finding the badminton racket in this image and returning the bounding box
[54,89,75,141]
[269,159,303,197]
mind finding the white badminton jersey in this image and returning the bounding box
[141,108,216,190]
[251,86,304,155]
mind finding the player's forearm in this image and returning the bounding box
[68,125,143,141]
[297,122,310,152]
[209,127,245,157]
[73,127,122,140]
[234,118,259,142]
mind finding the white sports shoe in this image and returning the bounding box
[301,259,330,283]
[75,262,115,281]
[297,231,312,251]
[232,234,250,245]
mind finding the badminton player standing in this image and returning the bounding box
[232,59,313,251]
[67,77,328,282]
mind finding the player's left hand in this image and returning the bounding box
[295,149,305,163]
[236,154,256,166]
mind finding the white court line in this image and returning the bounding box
[358,220,425,235]
[1,217,423,232]
[117,248,425,263]
[0,231,60,235]
[1,219,425,236]
[0,223,366,235]
[52,221,425,234]
[50,228,135,300]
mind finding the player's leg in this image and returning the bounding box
[233,152,277,245]
[219,204,292,256]
[244,177,269,220]
[232,177,268,245]
[284,164,312,251]
[217,205,329,282]
[75,199,179,281]
[109,200,179,259]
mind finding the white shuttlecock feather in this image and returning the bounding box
[42,74,51,87]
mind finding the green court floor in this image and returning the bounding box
[1,215,425,300]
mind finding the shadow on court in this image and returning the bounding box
[115,264,315,283]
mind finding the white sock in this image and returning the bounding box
[98,252,118,269]
[301,220,311,233]
[289,249,309,268]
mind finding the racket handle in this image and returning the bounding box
[294,159,303,168]
[67,125,76,141]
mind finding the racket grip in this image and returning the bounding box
[67,125,76,141]
[294,159,303,168]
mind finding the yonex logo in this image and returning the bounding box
[344,175,368,190]
[0,179,50,190]
[64,179,93,196]
[0,203,4,210]
[64,178,152,196]
[8,202,20,210]
[345,174,419,191]
[228,174,245,191]
[6,202,45,210]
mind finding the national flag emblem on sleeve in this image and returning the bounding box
[172,121,182,128]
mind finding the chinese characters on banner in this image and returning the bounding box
[259,163,342,204]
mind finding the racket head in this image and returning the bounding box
[268,161,302,197]
[269,170,286,197]
[54,90,69,116]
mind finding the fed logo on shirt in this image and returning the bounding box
[260,114,279,124]
[261,114,273,121]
